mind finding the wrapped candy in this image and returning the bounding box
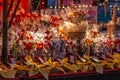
[50,16,63,27]
[103,0,108,17]
[23,42,35,52]
[86,38,93,46]
[91,30,98,38]
[36,42,43,49]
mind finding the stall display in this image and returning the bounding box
[0,2,120,80]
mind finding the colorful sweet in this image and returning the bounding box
[0,2,120,79]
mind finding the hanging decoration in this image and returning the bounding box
[103,0,108,17]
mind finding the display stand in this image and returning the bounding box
[18,68,120,80]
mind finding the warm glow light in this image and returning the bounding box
[58,6,61,8]
[99,3,102,6]
[75,6,77,8]
[118,7,120,10]
[55,6,57,9]
[83,5,85,7]
[67,6,69,9]
[79,5,81,8]
[89,5,92,7]
[110,5,112,8]
[50,6,53,9]
[86,5,88,8]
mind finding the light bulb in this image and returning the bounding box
[50,6,53,9]
[58,6,61,8]
[55,6,57,9]
[118,7,120,10]
[99,3,102,6]
[110,5,112,8]
[79,5,81,8]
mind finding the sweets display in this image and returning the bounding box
[0,3,120,80]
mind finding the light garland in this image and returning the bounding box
[49,4,93,9]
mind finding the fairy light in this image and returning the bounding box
[62,6,65,9]
[86,5,88,8]
[67,6,70,9]
[55,6,57,9]
[118,7,120,11]
[58,6,61,8]
[79,5,81,8]
[110,5,112,8]
[50,6,53,9]
[99,3,102,6]
[89,5,92,7]
[83,5,85,7]
[75,6,77,8]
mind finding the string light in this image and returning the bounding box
[75,6,77,8]
[67,6,70,9]
[58,6,61,8]
[83,5,85,7]
[79,5,81,8]
[86,5,88,8]
[110,5,112,8]
[54,6,57,9]
[48,5,96,9]
[99,3,102,6]
[118,7,120,11]
[50,6,53,9]
[89,5,92,7]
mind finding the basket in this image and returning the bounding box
[68,32,86,40]
[67,21,87,40]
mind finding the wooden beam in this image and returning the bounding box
[2,0,8,64]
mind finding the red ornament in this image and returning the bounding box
[50,16,63,27]
[36,42,43,49]
[45,30,50,34]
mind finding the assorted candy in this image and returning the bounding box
[0,4,120,79]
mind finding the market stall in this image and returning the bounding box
[0,0,120,80]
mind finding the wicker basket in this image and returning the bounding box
[67,21,87,40]
[68,32,86,40]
